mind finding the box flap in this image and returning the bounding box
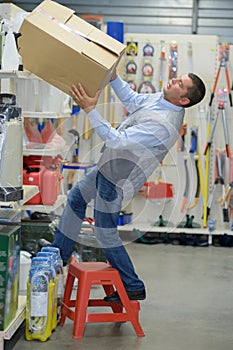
[20,11,89,54]
[81,42,119,70]
[67,15,126,56]
[34,0,74,24]
[17,0,125,97]
[87,28,125,56]
[67,14,96,38]
[28,1,125,56]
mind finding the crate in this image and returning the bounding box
[20,220,56,256]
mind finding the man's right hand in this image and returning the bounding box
[70,83,101,113]
[110,69,118,82]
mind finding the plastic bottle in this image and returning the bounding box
[41,165,58,205]
[25,257,55,341]
[23,165,45,204]
[41,247,64,320]
[2,25,19,71]
[36,252,58,330]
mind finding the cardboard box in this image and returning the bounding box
[0,225,20,331]
[18,0,125,96]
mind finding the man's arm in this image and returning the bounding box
[110,74,152,114]
[69,83,169,148]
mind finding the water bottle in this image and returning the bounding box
[25,257,55,341]
[41,247,64,320]
[36,252,58,330]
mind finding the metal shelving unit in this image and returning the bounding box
[23,146,69,157]
[118,222,233,245]
[23,194,67,212]
[0,296,26,350]
[0,185,39,210]
[0,70,35,80]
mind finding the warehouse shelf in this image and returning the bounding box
[22,111,71,119]
[118,222,208,234]
[0,295,26,350]
[0,70,40,79]
[0,69,37,79]
[118,222,233,245]
[23,194,67,212]
[23,145,69,157]
[0,185,39,210]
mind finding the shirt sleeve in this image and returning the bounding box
[88,108,170,149]
[110,76,152,114]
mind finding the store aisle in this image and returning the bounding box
[13,243,233,350]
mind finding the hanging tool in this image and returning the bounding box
[69,129,80,163]
[204,89,231,158]
[220,181,233,208]
[202,107,212,228]
[177,123,189,213]
[187,41,193,72]
[83,115,91,140]
[168,41,178,79]
[187,126,204,211]
[103,85,110,120]
[109,88,115,127]
[203,115,218,156]
[67,106,80,190]
[207,150,229,222]
[220,153,233,222]
[209,43,232,107]
[203,44,232,227]
[218,101,231,158]
[158,40,166,91]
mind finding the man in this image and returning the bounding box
[51,71,206,302]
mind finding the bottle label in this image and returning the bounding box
[30,292,48,317]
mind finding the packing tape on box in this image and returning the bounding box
[36,8,90,44]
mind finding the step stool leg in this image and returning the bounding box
[60,272,75,325]
[103,284,123,313]
[103,284,115,296]
[128,303,145,337]
[114,276,145,337]
[72,276,91,339]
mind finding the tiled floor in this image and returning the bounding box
[12,242,233,350]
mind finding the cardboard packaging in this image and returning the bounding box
[18,0,125,96]
[0,225,20,331]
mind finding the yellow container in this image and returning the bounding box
[25,279,54,341]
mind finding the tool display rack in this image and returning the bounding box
[117,33,233,240]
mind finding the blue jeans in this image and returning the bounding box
[52,166,145,291]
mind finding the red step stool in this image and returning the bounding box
[60,256,145,338]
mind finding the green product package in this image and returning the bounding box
[0,225,21,331]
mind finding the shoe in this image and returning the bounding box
[104,289,146,302]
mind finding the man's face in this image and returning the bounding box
[163,75,193,106]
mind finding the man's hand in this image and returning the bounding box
[70,83,101,113]
[110,68,117,82]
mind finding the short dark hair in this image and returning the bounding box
[183,73,206,108]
